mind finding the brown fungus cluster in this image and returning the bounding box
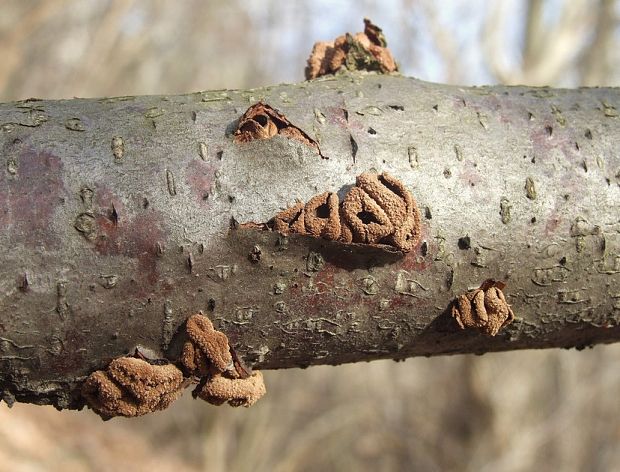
[305,18,398,80]
[181,312,232,375]
[82,314,265,419]
[272,172,421,253]
[81,357,184,420]
[451,280,515,336]
[181,313,266,408]
[234,102,323,156]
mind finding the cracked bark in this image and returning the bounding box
[0,72,619,410]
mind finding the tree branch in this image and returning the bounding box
[1,72,619,409]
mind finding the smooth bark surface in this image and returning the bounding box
[1,72,619,409]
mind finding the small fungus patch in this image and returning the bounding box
[233,102,323,157]
[305,18,398,79]
[269,172,421,253]
[82,357,184,420]
[181,313,233,375]
[451,279,515,336]
[182,313,266,408]
[195,371,266,408]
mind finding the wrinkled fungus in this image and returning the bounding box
[271,172,421,253]
[451,280,515,336]
[195,371,266,408]
[233,102,321,155]
[183,313,266,408]
[82,357,184,420]
[305,18,398,80]
[181,313,233,375]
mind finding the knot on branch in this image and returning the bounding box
[305,18,398,80]
[81,357,184,420]
[451,280,515,336]
[271,172,421,253]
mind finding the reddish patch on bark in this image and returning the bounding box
[185,159,217,205]
[545,213,562,236]
[325,106,349,128]
[0,146,66,249]
[94,213,163,285]
[88,185,165,287]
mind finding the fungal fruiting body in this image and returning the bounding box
[181,312,233,375]
[272,172,421,253]
[451,280,515,336]
[234,102,321,156]
[196,371,266,408]
[305,18,398,80]
[81,357,184,420]
[82,314,265,419]
[182,313,266,408]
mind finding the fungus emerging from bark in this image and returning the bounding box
[195,371,266,408]
[270,172,421,253]
[305,18,398,80]
[451,280,515,336]
[181,313,233,375]
[233,102,322,156]
[182,313,266,408]
[82,357,184,420]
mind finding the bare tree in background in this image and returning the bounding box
[0,3,620,472]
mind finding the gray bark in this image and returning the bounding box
[0,72,619,410]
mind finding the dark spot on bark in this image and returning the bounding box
[389,105,404,111]
[248,245,262,263]
[545,125,553,136]
[17,273,29,292]
[207,298,216,311]
[349,134,358,162]
[559,256,567,265]
[420,241,428,256]
[367,127,377,135]
[432,104,438,111]
[230,217,239,230]
[443,168,452,178]
[110,204,119,225]
[458,236,471,250]
[217,150,224,160]
[228,195,235,203]
[142,198,149,209]
[584,129,592,139]
[424,207,432,219]
[531,217,537,223]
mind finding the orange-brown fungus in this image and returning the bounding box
[181,313,233,375]
[196,371,266,408]
[304,192,341,240]
[233,102,321,155]
[271,171,421,253]
[82,357,184,420]
[305,18,398,80]
[451,280,515,336]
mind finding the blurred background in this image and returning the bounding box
[1,1,620,471]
